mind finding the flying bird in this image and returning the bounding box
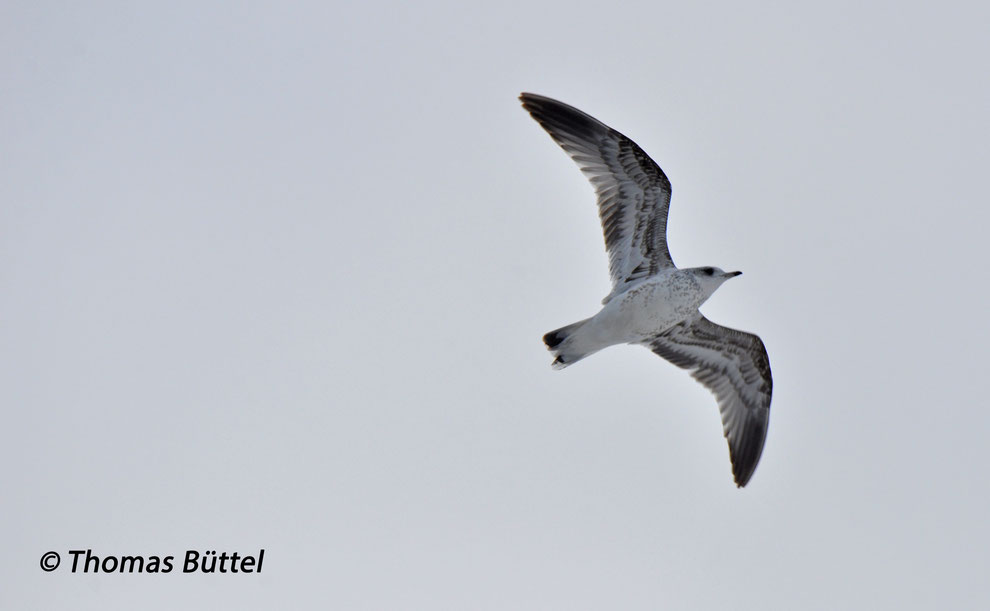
[520,93,772,487]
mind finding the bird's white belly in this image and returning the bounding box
[587,273,705,345]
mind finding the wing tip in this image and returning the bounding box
[733,466,756,488]
[518,91,549,113]
[519,91,551,105]
[518,92,604,142]
[729,414,769,488]
[732,461,758,488]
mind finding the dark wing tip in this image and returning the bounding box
[730,407,770,488]
[519,92,557,108]
[518,92,607,143]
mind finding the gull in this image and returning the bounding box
[520,93,772,487]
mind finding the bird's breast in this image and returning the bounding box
[601,274,703,340]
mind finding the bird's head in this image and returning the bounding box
[690,266,743,293]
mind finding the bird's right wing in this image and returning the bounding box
[520,93,674,302]
[644,312,772,487]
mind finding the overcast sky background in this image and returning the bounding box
[3,1,990,609]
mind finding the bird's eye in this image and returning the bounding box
[703,267,715,276]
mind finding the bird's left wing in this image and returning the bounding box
[644,313,772,487]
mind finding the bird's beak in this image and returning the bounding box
[726,271,743,278]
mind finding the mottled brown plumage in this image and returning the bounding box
[521,93,772,487]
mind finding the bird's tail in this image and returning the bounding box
[543,319,593,369]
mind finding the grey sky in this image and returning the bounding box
[3,1,989,609]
